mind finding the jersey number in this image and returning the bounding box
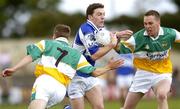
[55,47,68,67]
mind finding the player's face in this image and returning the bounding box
[89,8,105,28]
[144,15,160,37]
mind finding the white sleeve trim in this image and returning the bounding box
[174,29,180,41]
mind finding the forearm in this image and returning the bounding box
[12,55,33,71]
[115,30,133,39]
[91,45,113,60]
[91,58,124,77]
[91,65,112,77]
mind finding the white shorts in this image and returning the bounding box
[31,74,66,108]
[67,75,99,99]
[116,74,134,88]
[129,69,172,93]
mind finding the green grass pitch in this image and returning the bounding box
[0,98,180,109]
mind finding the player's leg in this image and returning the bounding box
[123,92,144,109]
[152,74,172,109]
[123,70,152,109]
[120,86,128,106]
[28,75,49,109]
[63,93,71,109]
[70,97,85,109]
[64,104,72,109]
[68,76,87,109]
[85,85,104,109]
[48,80,66,108]
[28,99,47,109]
[30,74,66,109]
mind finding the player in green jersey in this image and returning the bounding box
[117,10,180,109]
[1,24,124,109]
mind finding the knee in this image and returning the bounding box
[156,92,167,102]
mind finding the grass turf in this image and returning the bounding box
[0,98,180,109]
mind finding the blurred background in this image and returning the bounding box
[0,0,180,108]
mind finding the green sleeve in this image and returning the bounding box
[78,66,96,74]
[119,44,132,54]
[26,44,42,61]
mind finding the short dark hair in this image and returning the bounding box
[53,24,71,39]
[86,3,104,19]
[144,10,160,20]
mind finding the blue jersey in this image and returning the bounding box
[73,20,102,77]
[116,54,135,75]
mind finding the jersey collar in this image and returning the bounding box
[55,37,69,45]
[87,20,101,31]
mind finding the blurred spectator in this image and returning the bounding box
[115,54,135,107]
[0,49,11,70]
[171,67,180,97]
[9,86,23,104]
[172,67,179,80]
[95,50,119,101]
[97,74,108,95]
[103,70,119,101]
[0,49,12,104]
[0,79,11,104]
[0,49,22,104]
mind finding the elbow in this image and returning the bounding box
[91,72,98,77]
[91,74,96,77]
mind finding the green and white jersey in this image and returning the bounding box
[119,27,180,74]
[26,37,96,86]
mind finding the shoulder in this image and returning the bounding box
[133,28,146,40]
[134,28,145,37]
[44,40,64,48]
[162,27,176,37]
[161,27,177,42]
[162,27,176,35]
[80,22,94,33]
[68,47,82,58]
[43,39,55,45]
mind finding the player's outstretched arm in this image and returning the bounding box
[113,30,133,52]
[115,30,133,39]
[1,55,33,77]
[91,58,124,77]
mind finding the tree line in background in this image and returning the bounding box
[0,0,180,40]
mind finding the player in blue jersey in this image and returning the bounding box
[68,3,133,109]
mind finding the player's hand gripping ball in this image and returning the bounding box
[96,30,111,45]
